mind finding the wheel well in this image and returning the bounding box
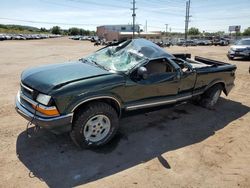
[72,98,121,122]
[208,82,227,95]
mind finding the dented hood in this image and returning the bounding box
[21,61,111,93]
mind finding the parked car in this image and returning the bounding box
[213,38,229,46]
[185,40,197,46]
[227,38,250,60]
[177,40,196,46]
[0,34,6,41]
[196,39,212,46]
[164,41,173,47]
[177,39,185,46]
[69,35,82,40]
[15,39,236,148]
[155,41,164,47]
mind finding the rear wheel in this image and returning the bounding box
[199,84,223,110]
[71,102,119,148]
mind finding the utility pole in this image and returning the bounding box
[145,20,147,33]
[165,24,168,33]
[131,0,137,39]
[184,0,191,45]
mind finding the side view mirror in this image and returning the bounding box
[137,66,148,80]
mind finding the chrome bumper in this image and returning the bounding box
[15,95,73,134]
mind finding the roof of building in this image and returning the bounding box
[119,32,161,35]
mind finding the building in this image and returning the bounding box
[96,24,161,41]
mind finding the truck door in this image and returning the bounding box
[125,58,180,109]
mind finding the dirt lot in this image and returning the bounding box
[0,37,249,188]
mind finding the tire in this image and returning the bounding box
[228,56,234,60]
[71,102,119,148]
[200,84,223,110]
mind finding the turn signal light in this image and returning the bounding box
[32,105,60,116]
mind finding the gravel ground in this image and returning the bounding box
[0,37,249,188]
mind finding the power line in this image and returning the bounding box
[65,0,129,9]
[0,17,101,26]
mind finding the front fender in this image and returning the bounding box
[69,93,123,113]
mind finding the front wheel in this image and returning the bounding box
[71,102,119,148]
[199,84,223,110]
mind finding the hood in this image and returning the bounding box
[230,45,250,49]
[21,61,111,93]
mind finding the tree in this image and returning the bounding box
[69,27,80,35]
[40,27,47,32]
[188,27,200,35]
[51,26,61,35]
[243,27,250,36]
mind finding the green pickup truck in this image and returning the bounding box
[16,39,236,148]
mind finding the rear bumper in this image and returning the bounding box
[15,96,73,134]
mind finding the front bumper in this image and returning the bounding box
[15,96,73,134]
[228,50,250,58]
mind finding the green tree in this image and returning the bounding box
[69,27,80,35]
[51,26,61,35]
[79,29,84,35]
[243,27,250,36]
[188,27,200,35]
[40,27,47,32]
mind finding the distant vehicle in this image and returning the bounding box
[155,41,164,47]
[177,39,185,46]
[94,40,101,46]
[90,36,99,42]
[227,38,250,60]
[16,39,236,148]
[185,40,197,46]
[79,36,89,40]
[69,35,82,40]
[0,33,60,40]
[12,35,26,40]
[164,41,173,47]
[196,39,212,46]
[177,39,196,46]
[0,34,6,41]
[213,38,229,46]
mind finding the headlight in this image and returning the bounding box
[36,93,51,105]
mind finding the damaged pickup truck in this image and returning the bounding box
[16,39,236,148]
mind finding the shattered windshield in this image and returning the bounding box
[85,40,147,72]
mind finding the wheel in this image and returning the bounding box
[228,56,234,60]
[71,102,119,148]
[200,84,223,110]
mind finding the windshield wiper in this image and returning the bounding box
[90,60,110,71]
[79,58,91,64]
[81,58,109,71]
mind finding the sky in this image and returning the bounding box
[0,0,250,33]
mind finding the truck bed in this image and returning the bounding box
[173,53,231,69]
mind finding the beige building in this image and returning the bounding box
[97,25,161,41]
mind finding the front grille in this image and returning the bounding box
[20,82,37,100]
[19,84,41,116]
[235,48,246,52]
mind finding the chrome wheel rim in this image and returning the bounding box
[83,115,111,142]
[211,90,221,106]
